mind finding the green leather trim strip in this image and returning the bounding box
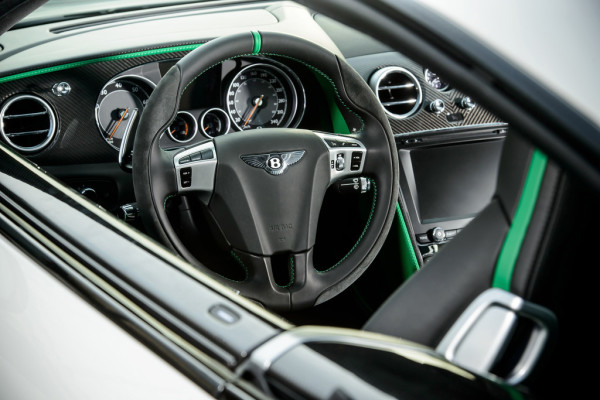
[312,71,351,134]
[493,150,548,290]
[251,31,262,55]
[0,43,204,84]
[396,202,420,278]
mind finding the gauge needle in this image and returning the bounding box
[244,95,264,127]
[109,108,129,139]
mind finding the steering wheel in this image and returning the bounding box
[132,31,399,311]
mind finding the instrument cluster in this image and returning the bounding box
[94,56,307,153]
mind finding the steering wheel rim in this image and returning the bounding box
[132,31,399,311]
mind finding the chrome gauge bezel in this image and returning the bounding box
[424,68,450,92]
[199,107,231,138]
[166,111,198,143]
[226,62,305,131]
[95,74,156,151]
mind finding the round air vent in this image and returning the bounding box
[0,94,57,152]
[370,66,422,119]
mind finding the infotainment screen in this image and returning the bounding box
[409,140,502,223]
[398,136,505,244]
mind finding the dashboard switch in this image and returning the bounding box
[416,233,430,244]
[457,96,475,110]
[428,99,445,113]
[52,82,71,97]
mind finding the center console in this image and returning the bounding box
[397,125,507,259]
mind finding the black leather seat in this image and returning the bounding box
[364,131,596,395]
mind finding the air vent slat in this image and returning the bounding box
[370,67,422,119]
[381,100,417,106]
[0,94,56,152]
[6,129,50,137]
[379,84,415,90]
[3,111,49,119]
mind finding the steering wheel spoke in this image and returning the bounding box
[228,249,292,310]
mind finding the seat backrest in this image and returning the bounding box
[364,131,596,392]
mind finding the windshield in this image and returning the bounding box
[17,0,247,28]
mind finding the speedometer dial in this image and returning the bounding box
[226,64,298,130]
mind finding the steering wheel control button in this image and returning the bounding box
[190,152,203,162]
[201,149,214,159]
[179,155,191,165]
[316,132,367,183]
[351,151,363,170]
[428,99,445,113]
[431,227,446,242]
[180,167,192,188]
[416,233,430,244]
[335,154,345,171]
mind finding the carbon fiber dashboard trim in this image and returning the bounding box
[348,52,504,135]
[0,45,204,165]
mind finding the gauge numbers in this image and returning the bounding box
[227,64,299,130]
[95,76,154,150]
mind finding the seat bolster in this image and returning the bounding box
[363,199,509,347]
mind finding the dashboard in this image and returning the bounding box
[0,1,506,260]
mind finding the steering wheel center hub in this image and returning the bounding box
[210,128,330,256]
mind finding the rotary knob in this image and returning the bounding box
[458,96,475,110]
[428,99,445,113]
[431,227,446,242]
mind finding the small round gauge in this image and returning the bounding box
[166,111,197,143]
[424,69,450,91]
[226,63,299,131]
[95,76,154,150]
[200,108,230,138]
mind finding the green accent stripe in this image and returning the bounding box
[251,31,261,55]
[312,71,351,134]
[0,43,204,84]
[493,150,548,290]
[396,202,420,278]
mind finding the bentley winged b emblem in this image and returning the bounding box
[240,150,305,176]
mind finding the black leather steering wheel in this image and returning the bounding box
[132,31,399,311]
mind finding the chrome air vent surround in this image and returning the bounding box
[370,66,422,119]
[0,94,57,152]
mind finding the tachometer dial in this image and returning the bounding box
[166,111,197,143]
[424,69,450,91]
[226,64,298,130]
[95,76,154,150]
